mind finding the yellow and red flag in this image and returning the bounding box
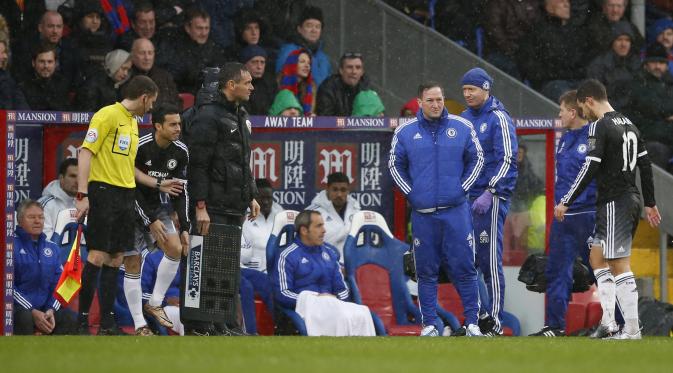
[53,224,84,306]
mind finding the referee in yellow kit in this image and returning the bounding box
[74,76,179,335]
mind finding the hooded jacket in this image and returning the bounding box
[13,226,63,312]
[38,180,76,240]
[351,90,385,117]
[188,92,257,216]
[268,89,303,116]
[307,190,361,259]
[389,108,484,211]
[460,95,518,199]
[276,35,331,86]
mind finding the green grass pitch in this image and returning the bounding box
[2,336,672,373]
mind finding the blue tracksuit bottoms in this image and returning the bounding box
[411,201,479,326]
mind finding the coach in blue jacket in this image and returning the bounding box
[389,82,484,337]
[460,68,518,336]
[13,200,75,335]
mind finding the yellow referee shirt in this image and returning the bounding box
[81,102,139,188]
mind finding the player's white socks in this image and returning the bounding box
[615,272,639,334]
[594,268,616,327]
[124,272,146,330]
[149,254,180,307]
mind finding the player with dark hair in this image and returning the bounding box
[39,157,78,239]
[390,81,484,336]
[123,104,190,336]
[531,90,596,337]
[555,79,661,339]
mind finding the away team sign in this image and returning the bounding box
[249,131,393,224]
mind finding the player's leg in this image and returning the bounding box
[239,272,257,334]
[122,252,150,335]
[539,219,573,336]
[145,211,180,328]
[442,203,481,336]
[411,211,442,335]
[607,194,642,339]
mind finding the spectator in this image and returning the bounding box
[75,49,132,111]
[198,0,254,49]
[483,0,541,79]
[351,90,385,117]
[649,18,673,78]
[0,0,45,41]
[273,210,375,336]
[253,0,307,43]
[19,43,71,110]
[116,1,159,52]
[240,45,277,115]
[156,7,227,94]
[316,52,370,116]
[399,98,420,117]
[38,158,78,241]
[306,172,361,260]
[11,10,77,86]
[624,43,673,170]
[242,179,284,272]
[275,5,331,86]
[224,8,278,62]
[518,0,589,101]
[268,89,303,116]
[13,200,76,335]
[434,0,487,54]
[70,2,114,79]
[125,38,180,108]
[587,0,644,59]
[0,38,29,109]
[140,0,185,29]
[278,48,316,116]
[587,21,641,111]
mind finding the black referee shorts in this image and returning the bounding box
[593,193,642,259]
[85,181,136,253]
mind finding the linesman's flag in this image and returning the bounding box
[53,224,84,305]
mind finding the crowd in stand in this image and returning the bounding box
[0,1,385,117]
[389,0,673,172]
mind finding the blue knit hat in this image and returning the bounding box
[461,67,493,90]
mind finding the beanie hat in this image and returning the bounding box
[352,90,385,117]
[461,67,493,90]
[104,49,130,79]
[239,45,267,63]
[298,6,324,26]
[610,20,634,42]
[643,43,669,64]
[269,89,304,116]
[652,18,673,39]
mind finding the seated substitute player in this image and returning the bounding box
[38,158,78,240]
[241,178,284,271]
[129,105,190,336]
[273,210,375,336]
[307,172,361,261]
[531,90,596,337]
[555,79,662,340]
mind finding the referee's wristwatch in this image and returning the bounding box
[76,192,88,201]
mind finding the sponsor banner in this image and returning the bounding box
[250,131,393,224]
[6,111,558,130]
[12,126,43,205]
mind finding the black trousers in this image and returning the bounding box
[13,307,77,335]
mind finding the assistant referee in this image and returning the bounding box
[74,76,159,335]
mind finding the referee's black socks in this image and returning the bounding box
[79,262,101,319]
[99,264,120,329]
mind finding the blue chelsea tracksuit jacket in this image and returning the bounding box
[545,123,597,329]
[273,238,349,309]
[389,108,484,327]
[13,227,63,312]
[460,95,517,332]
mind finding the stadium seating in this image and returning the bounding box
[344,211,458,336]
[179,93,195,110]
